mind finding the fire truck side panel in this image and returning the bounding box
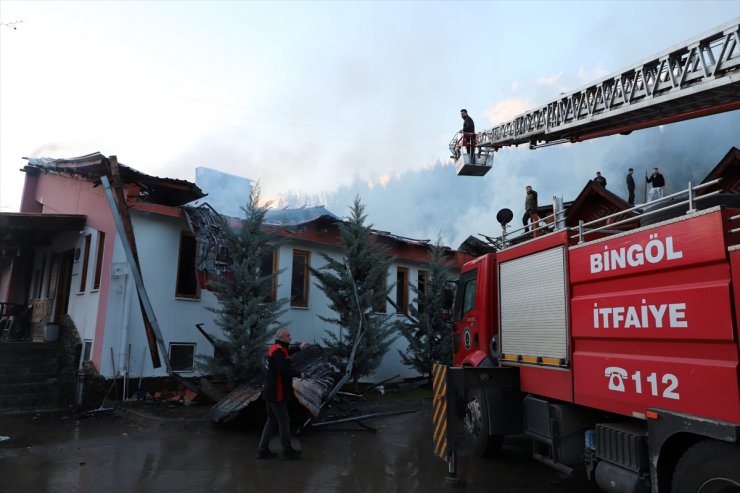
[573,351,739,422]
[730,246,740,345]
[569,209,740,423]
[569,210,727,284]
[496,231,574,402]
[571,267,733,341]
[519,366,574,402]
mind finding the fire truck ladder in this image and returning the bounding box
[454,18,740,176]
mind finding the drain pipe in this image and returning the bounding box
[117,271,131,399]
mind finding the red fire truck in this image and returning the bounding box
[434,19,740,493]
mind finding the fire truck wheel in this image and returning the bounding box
[671,439,740,493]
[463,389,504,457]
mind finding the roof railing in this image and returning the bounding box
[485,178,725,249]
[570,178,722,243]
[490,198,568,248]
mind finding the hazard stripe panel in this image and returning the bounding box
[431,363,448,462]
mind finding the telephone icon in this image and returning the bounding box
[604,366,627,392]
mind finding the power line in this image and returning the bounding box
[0,20,23,30]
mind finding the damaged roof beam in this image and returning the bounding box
[101,161,167,370]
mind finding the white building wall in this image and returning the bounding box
[92,212,454,383]
[99,211,220,379]
[67,227,104,343]
[276,240,433,382]
[275,243,334,346]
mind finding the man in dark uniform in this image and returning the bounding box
[257,327,309,460]
[523,185,538,232]
[626,168,635,205]
[594,171,607,188]
[460,109,475,162]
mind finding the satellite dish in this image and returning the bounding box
[496,208,514,226]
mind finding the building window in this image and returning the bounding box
[417,270,429,313]
[290,250,310,307]
[79,234,92,292]
[82,340,92,362]
[374,271,387,313]
[93,231,106,290]
[396,267,409,314]
[176,231,199,298]
[259,250,278,302]
[169,343,195,372]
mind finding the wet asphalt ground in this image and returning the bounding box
[0,398,600,493]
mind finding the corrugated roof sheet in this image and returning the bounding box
[264,205,340,226]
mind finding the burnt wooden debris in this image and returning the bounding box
[206,345,334,423]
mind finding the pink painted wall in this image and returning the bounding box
[24,172,116,371]
[19,173,42,213]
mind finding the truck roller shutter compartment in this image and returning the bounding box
[499,246,568,363]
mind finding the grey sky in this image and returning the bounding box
[1,1,738,247]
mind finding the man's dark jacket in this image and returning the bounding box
[646,172,665,187]
[626,173,635,191]
[525,189,538,212]
[263,340,301,402]
[462,115,475,134]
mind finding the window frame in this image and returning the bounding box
[169,342,196,373]
[462,279,477,314]
[79,234,92,293]
[453,268,478,322]
[290,249,310,308]
[93,231,106,290]
[396,266,409,314]
[175,231,200,299]
[82,340,92,362]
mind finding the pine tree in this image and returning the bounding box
[397,238,453,382]
[197,185,285,382]
[311,196,397,387]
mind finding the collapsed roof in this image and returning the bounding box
[264,205,340,227]
[23,152,206,207]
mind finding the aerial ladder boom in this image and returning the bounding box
[452,18,740,176]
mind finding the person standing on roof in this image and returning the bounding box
[626,168,635,205]
[460,109,475,163]
[646,167,666,202]
[594,171,607,188]
[257,327,309,461]
[523,185,538,233]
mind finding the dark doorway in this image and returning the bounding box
[53,249,74,322]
